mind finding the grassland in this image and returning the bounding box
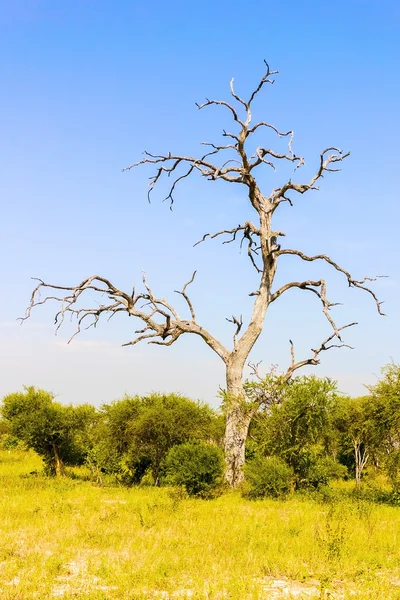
[0,450,400,599]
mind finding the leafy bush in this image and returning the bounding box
[165,441,224,498]
[305,456,348,489]
[0,433,24,450]
[243,456,293,499]
[1,387,97,475]
[97,393,221,485]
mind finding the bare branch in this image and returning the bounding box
[201,141,238,152]
[271,148,350,205]
[247,60,278,106]
[20,275,229,362]
[226,314,243,347]
[197,60,277,131]
[222,129,240,143]
[194,221,260,246]
[250,146,305,172]
[229,78,248,111]
[277,249,386,315]
[248,360,264,381]
[271,279,322,302]
[174,271,197,321]
[122,332,160,347]
[194,221,262,272]
[123,150,243,208]
[247,121,291,137]
[194,225,242,247]
[284,323,357,381]
[122,62,309,210]
[196,97,244,126]
[270,277,349,340]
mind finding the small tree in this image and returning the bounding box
[21,62,383,486]
[365,364,400,489]
[1,386,96,475]
[123,393,219,485]
[250,376,341,486]
[334,396,373,487]
[92,395,143,479]
[92,393,221,485]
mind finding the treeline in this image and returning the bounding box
[1,363,399,500]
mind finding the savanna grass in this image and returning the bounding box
[0,450,399,599]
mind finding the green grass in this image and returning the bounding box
[0,450,400,599]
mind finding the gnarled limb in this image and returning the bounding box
[271,278,345,340]
[21,274,229,361]
[250,146,304,172]
[277,248,385,314]
[198,60,277,128]
[283,323,357,381]
[194,221,262,272]
[244,322,357,411]
[174,271,197,321]
[226,314,243,348]
[123,150,243,207]
[271,148,350,206]
[122,62,314,210]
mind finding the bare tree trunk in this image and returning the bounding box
[52,443,64,477]
[354,439,368,488]
[224,363,253,488]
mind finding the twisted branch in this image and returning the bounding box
[276,249,385,315]
[226,314,243,347]
[174,271,197,321]
[20,275,229,360]
[194,221,262,271]
[283,323,357,380]
[123,150,243,208]
[245,322,357,410]
[122,62,312,208]
[271,148,350,206]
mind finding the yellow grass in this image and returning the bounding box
[0,450,399,599]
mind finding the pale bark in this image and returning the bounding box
[224,365,253,487]
[354,439,369,488]
[22,62,384,486]
[52,443,64,477]
[224,404,252,487]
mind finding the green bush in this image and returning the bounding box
[165,441,224,498]
[243,456,293,499]
[1,387,97,475]
[305,456,348,489]
[0,433,24,450]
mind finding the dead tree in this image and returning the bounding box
[354,438,369,488]
[22,62,384,487]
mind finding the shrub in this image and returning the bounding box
[99,393,221,485]
[0,433,24,451]
[1,387,98,476]
[165,441,224,498]
[243,456,293,499]
[305,456,348,489]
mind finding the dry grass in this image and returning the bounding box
[0,450,399,599]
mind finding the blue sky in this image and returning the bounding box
[0,0,399,406]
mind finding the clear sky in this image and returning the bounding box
[0,0,399,407]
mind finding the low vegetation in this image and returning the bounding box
[1,450,400,599]
[1,363,400,598]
